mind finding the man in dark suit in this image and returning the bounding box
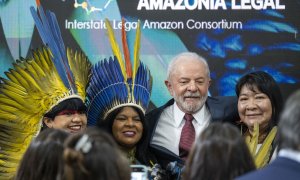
[237,89,300,180]
[146,52,239,169]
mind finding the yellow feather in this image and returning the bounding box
[12,61,25,69]
[0,112,17,121]
[0,154,20,162]
[67,48,91,99]
[24,61,39,79]
[0,160,19,168]
[33,47,52,70]
[132,20,141,82]
[43,47,54,67]
[40,48,53,70]
[0,78,26,94]
[32,50,44,68]
[0,121,22,130]
[0,129,27,139]
[0,171,15,178]
[29,60,47,78]
[14,66,42,92]
[0,89,26,106]
[0,121,34,133]
[1,83,27,97]
[0,140,26,148]
[9,69,30,90]
[105,19,126,79]
[4,71,20,85]
[0,97,27,111]
[3,153,22,162]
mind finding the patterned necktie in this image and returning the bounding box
[179,113,195,160]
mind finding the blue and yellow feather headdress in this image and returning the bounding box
[0,1,91,178]
[86,19,152,125]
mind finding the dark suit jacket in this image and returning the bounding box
[146,96,239,168]
[236,157,300,180]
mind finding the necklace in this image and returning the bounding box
[127,148,136,164]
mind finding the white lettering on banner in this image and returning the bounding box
[186,19,242,29]
[65,20,139,31]
[65,19,106,29]
[137,0,285,10]
[65,19,243,30]
[137,0,227,10]
[232,0,285,10]
[143,20,185,29]
[113,20,139,31]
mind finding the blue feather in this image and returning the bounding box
[266,43,300,51]
[259,67,298,83]
[197,33,227,58]
[247,44,264,55]
[223,34,243,52]
[197,33,212,51]
[30,5,76,92]
[210,41,225,58]
[225,59,247,70]
[213,29,225,35]
[244,20,297,33]
[260,10,285,19]
[276,63,294,68]
[218,73,241,96]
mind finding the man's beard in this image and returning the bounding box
[173,91,208,113]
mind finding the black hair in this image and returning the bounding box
[35,128,70,143]
[184,123,255,180]
[44,98,87,119]
[62,127,131,180]
[278,90,300,151]
[98,106,153,166]
[235,71,283,130]
[15,129,69,180]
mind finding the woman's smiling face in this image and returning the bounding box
[112,106,143,149]
[238,85,272,132]
[44,110,87,133]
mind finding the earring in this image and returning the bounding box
[238,120,244,135]
[240,125,243,134]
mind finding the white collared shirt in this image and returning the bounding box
[278,149,300,164]
[151,102,211,155]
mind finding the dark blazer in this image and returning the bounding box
[146,96,239,168]
[236,157,300,180]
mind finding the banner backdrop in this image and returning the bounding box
[1,0,299,108]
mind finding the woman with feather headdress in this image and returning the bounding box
[86,19,164,179]
[0,1,91,179]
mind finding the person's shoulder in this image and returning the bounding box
[236,157,300,180]
[235,171,259,180]
[235,167,271,180]
[146,99,174,115]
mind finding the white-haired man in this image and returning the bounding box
[146,52,239,168]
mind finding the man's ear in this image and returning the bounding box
[165,80,174,97]
[43,117,53,128]
[208,78,212,87]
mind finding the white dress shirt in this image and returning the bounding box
[278,149,300,163]
[151,102,211,155]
